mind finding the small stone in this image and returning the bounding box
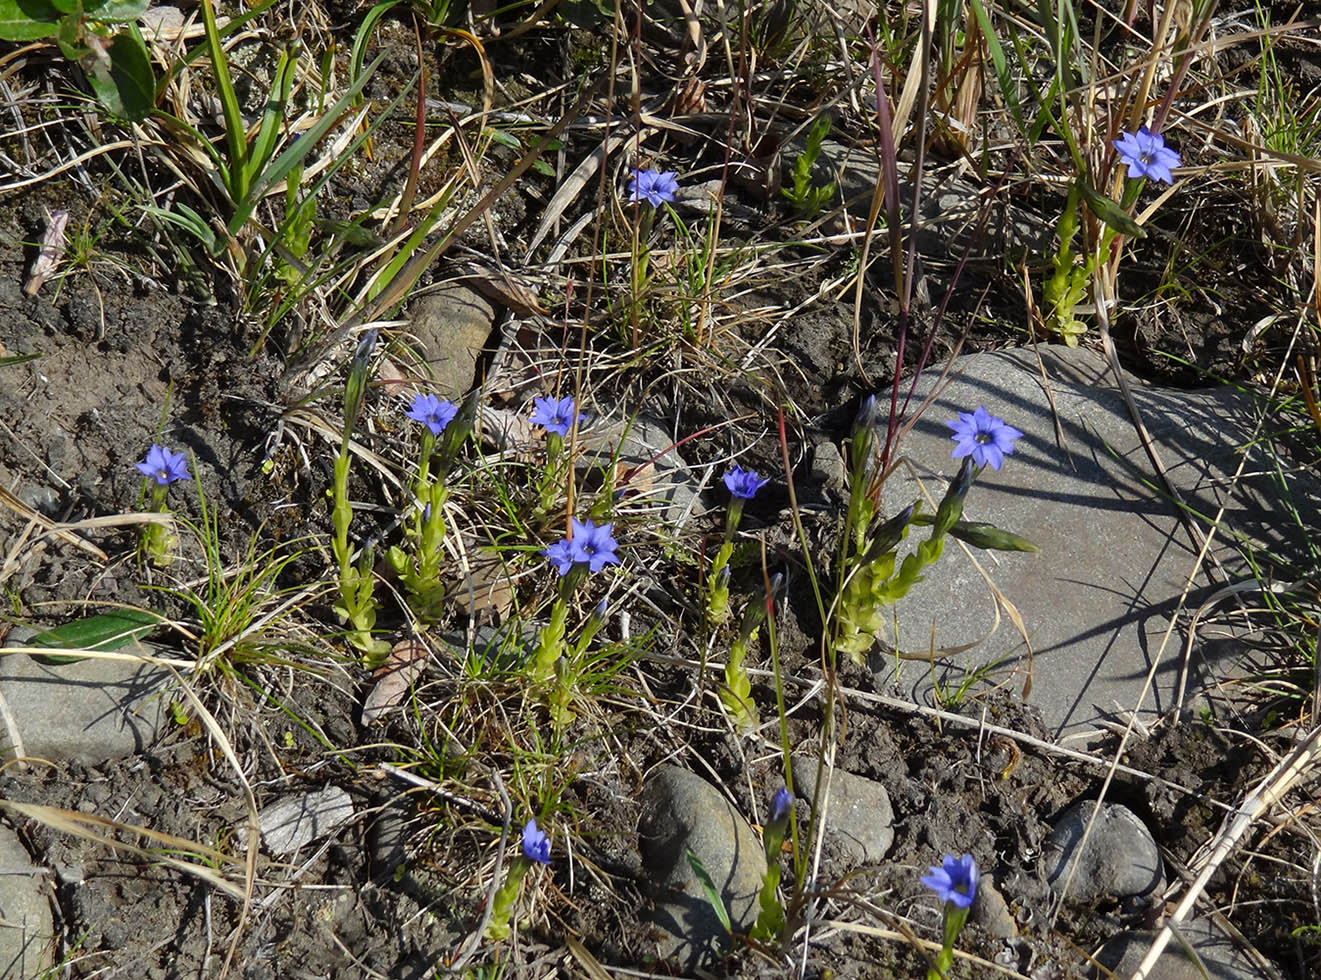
[250,787,355,857]
[790,754,894,865]
[1089,918,1269,980]
[1044,800,1162,901]
[404,285,497,399]
[637,765,767,969]
[972,876,1017,938]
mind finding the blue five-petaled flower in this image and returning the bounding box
[406,393,458,436]
[723,465,770,500]
[136,445,190,486]
[629,168,679,208]
[1113,126,1181,184]
[946,406,1023,471]
[921,853,978,909]
[542,518,621,576]
[522,818,551,865]
[531,396,578,437]
[770,787,793,824]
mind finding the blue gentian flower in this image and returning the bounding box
[136,445,190,486]
[723,465,770,500]
[406,393,458,436]
[628,168,680,207]
[921,853,978,909]
[521,818,551,865]
[770,788,793,823]
[543,519,621,576]
[530,396,578,437]
[1112,126,1181,184]
[946,406,1023,471]
[542,538,579,577]
[570,518,620,573]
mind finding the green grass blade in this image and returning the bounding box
[244,45,297,194]
[199,0,248,201]
[227,52,388,235]
[685,849,732,935]
[967,0,1024,135]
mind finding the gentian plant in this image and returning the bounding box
[484,817,551,941]
[385,392,462,621]
[750,787,793,940]
[921,853,978,979]
[720,572,779,733]
[330,331,390,664]
[136,444,190,565]
[707,464,769,625]
[533,518,619,689]
[626,167,679,346]
[531,395,577,513]
[834,403,1034,663]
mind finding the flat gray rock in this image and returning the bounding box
[0,822,53,978]
[0,632,172,764]
[637,765,767,968]
[878,346,1319,739]
[1044,800,1162,900]
[1089,918,1270,980]
[248,786,356,857]
[790,754,894,865]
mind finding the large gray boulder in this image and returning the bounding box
[875,345,1318,739]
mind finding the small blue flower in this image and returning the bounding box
[770,788,793,823]
[531,396,578,437]
[135,445,190,486]
[571,518,620,573]
[723,465,770,500]
[1113,126,1181,184]
[921,853,978,909]
[406,393,458,436]
[946,406,1023,471]
[521,818,551,865]
[542,538,580,577]
[628,168,679,208]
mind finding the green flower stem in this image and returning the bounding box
[142,483,175,563]
[705,541,734,625]
[331,448,386,663]
[721,629,757,732]
[484,856,532,941]
[410,429,436,536]
[925,901,971,980]
[537,433,565,513]
[532,595,570,684]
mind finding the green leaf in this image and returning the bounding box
[49,0,79,16]
[685,849,732,935]
[25,609,164,665]
[55,13,88,58]
[1077,179,1145,238]
[104,25,154,120]
[947,521,1040,552]
[84,0,146,20]
[0,0,60,39]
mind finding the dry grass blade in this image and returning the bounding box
[0,799,248,899]
[1129,725,1321,980]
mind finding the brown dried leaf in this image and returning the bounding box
[361,639,429,725]
[23,210,69,297]
[450,548,514,625]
